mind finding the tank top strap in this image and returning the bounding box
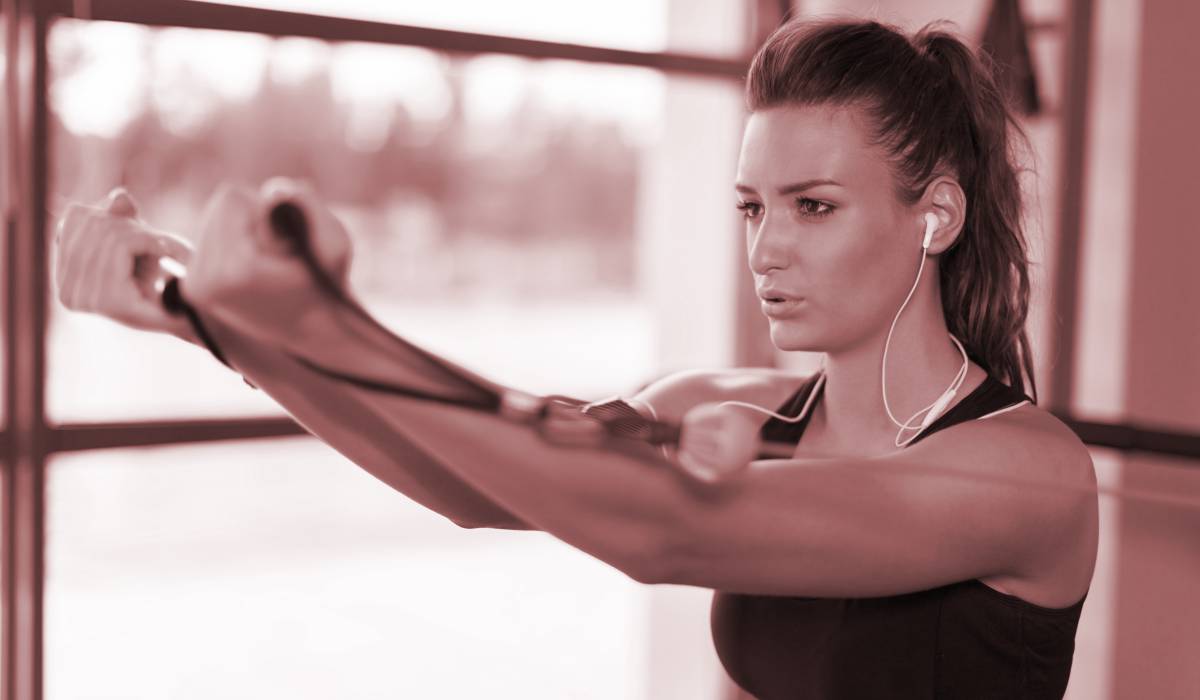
[755,370,1032,457]
[757,372,825,458]
[907,373,1032,446]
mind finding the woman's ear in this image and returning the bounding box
[920,177,967,254]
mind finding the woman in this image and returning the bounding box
[650,18,1096,699]
[55,16,1097,700]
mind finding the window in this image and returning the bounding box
[47,20,680,420]
[47,438,650,698]
[24,2,748,698]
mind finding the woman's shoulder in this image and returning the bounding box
[912,392,1094,491]
[899,398,1098,608]
[914,398,1097,548]
[628,367,811,424]
[965,399,1092,468]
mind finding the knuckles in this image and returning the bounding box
[54,180,352,322]
[53,206,148,312]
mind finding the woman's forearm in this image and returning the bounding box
[168,316,536,531]
[173,292,694,582]
[203,298,696,582]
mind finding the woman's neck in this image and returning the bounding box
[806,321,985,453]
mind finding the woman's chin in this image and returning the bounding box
[767,323,821,353]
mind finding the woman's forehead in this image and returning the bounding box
[736,105,888,192]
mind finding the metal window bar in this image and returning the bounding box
[3,0,50,697]
[1047,0,1096,414]
[0,2,1195,700]
[41,0,749,77]
[38,415,1200,462]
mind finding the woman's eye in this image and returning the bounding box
[735,199,833,220]
[796,198,834,217]
[735,201,762,219]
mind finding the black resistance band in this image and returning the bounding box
[157,201,684,451]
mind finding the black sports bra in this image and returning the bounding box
[711,372,1087,699]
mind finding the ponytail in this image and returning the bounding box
[914,27,1039,401]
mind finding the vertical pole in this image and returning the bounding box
[2,1,48,699]
[1047,0,1095,413]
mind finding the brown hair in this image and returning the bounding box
[747,17,1039,402]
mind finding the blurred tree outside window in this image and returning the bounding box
[47,20,664,421]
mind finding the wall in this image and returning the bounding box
[1109,0,1200,696]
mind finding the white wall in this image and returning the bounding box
[636,1,747,698]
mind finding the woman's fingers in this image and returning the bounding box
[185,180,337,343]
[82,235,124,313]
[677,450,726,485]
[115,247,176,329]
[57,207,99,309]
[153,230,194,265]
[52,191,192,336]
[56,179,347,343]
[259,177,352,282]
[104,186,139,219]
[676,402,763,484]
[188,182,259,306]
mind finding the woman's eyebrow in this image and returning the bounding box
[734,178,843,195]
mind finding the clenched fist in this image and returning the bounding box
[54,179,353,350]
[676,401,763,484]
[53,187,195,339]
[181,178,352,345]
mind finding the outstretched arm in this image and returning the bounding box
[52,186,535,531]
[168,317,537,531]
[189,293,695,583]
[179,182,701,583]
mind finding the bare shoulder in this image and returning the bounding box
[901,401,1098,605]
[905,401,1097,501]
[628,367,811,424]
[959,402,1094,482]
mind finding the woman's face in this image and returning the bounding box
[735,103,921,353]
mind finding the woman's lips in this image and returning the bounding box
[760,297,806,316]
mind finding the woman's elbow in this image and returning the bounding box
[456,517,538,531]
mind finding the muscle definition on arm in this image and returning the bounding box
[188,279,704,583]
[168,314,537,531]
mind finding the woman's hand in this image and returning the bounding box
[53,187,196,338]
[180,178,353,346]
[676,402,764,484]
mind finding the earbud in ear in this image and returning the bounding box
[922,213,938,250]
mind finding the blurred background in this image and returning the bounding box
[1,0,1197,698]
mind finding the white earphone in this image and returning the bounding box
[882,211,968,444]
[922,211,937,249]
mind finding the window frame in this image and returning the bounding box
[3,2,754,698]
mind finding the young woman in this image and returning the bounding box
[55,16,1098,700]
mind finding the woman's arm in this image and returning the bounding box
[171,182,708,582]
[168,319,537,531]
[187,294,699,584]
[52,186,530,531]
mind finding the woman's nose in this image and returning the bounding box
[747,217,790,274]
